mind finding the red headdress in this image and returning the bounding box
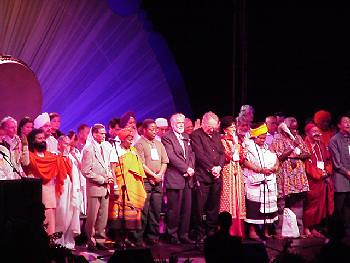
[117,128,133,141]
[313,110,331,125]
[304,123,316,134]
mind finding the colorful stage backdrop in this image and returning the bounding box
[0,0,191,132]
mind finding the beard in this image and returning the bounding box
[33,141,47,152]
[174,127,184,134]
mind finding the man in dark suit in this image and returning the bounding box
[191,111,225,242]
[161,113,196,244]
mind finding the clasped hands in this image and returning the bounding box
[211,166,222,179]
[150,172,163,183]
[104,176,114,184]
[184,167,195,177]
[258,167,274,175]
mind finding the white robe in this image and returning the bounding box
[243,139,278,219]
[55,154,82,249]
[71,148,87,216]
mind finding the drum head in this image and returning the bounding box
[0,57,42,121]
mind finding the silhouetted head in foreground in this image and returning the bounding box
[217,211,232,233]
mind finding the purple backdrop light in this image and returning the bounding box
[0,0,191,132]
[108,0,142,17]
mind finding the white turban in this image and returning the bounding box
[34,112,50,129]
[155,118,168,127]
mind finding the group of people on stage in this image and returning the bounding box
[1,105,350,252]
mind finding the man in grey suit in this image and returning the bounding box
[161,113,196,244]
[329,114,350,242]
[81,124,114,251]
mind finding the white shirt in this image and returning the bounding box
[174,131,186,158]
[46,136,58,154]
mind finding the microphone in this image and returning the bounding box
[0,150,8,158]
[0,150,23,179]
[108,138,121,145]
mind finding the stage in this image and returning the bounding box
[73,236,328,262]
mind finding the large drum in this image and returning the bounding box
[0,56,42,121]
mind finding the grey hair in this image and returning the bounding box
[170,113,185,126]
[0,116,17,128]
[202,111,219,125]
[236,115,250,125]
[284,117,297,128]
[239,105,254,116]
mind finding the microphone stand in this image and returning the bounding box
[0,151,23,179]
[254,143,267,239]
[112,141,131,250]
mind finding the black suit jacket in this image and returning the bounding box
[190,128,225,184]
[161,131,195,190]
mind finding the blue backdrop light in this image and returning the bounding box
[0,0,191,132]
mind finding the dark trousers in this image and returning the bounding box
[166,183,192,239]
[134,181,162,242]
[334,192,350,238]
[193,180,222,237]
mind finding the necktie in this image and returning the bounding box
[100,145,105,161]
[178,134,186,158]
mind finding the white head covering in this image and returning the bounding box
[82,123,103,153]
[82,123,119,163]
[33,112,50,129]
[155,117,168,127]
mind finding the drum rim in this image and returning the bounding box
[0,55,29,68]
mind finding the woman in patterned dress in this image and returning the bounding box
[219,116,246,237]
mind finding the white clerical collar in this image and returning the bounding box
[174,131,184,140]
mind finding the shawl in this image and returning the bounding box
[28,151,72,196]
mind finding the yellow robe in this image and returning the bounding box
[108,146,146,230]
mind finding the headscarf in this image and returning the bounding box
[304,123,316,135]
[250,123,268,137]
[81,123,103,154]
[120,111,136,128]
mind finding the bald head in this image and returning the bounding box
[265,116,278,135]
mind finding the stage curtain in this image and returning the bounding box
[0,0,180,131]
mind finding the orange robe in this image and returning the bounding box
[303,138,334,228]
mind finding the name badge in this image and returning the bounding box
[232,149,240,162]
[317,161,324,170]
[151,148,160,160]
[294,147,301,155]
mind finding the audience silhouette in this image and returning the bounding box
[204,211,244,263]
[314,216,350,263]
